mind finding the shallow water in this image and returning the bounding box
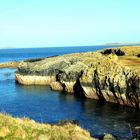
[0,46,140,139]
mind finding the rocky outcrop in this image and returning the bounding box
[101,48,125,56]
[15,47,140,108]
[80,55,140,107]
[15,74,56,85]
[0,61,19,69]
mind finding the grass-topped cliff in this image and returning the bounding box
[15,46,140,108]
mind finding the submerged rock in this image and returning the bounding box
[15,47,140,108]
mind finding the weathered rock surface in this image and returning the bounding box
[15,47,140,108]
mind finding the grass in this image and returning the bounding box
[119,56,140,76]
[0,113,95,140]
[100,46,140,76]
[119,46,140,56]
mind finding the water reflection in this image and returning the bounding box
[81,99,140,137]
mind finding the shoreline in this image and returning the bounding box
[0,112,137,140]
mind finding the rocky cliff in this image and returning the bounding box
[15,46,140,108]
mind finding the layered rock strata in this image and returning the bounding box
[15,47,140,108]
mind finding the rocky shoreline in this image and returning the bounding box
[0,61,19,69]
[15,46,140,108]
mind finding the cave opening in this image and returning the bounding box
[73,78,86,98]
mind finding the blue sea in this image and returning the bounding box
[0,46,105,62]
[0,46,140,139]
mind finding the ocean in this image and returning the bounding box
[0,46,105,62]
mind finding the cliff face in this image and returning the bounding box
[15,47,140,108]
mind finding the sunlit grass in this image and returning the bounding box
[119,46,140,56]
[119,56,140,75]
[0,113,95,140]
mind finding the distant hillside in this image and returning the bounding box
[102,42,140,46]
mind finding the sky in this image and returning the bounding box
[0,0,140,48]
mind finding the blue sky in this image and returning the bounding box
[0,0,140,48]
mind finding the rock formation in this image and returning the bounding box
[15,46,140,108]
[0,61,19,69]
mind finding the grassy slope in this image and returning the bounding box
[118,46,140,76]
[0,113,95,140]
[119,56,140,75]
[101,46,140,76]
[119,46,140,56]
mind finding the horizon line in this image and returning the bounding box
[0,42,140,49]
